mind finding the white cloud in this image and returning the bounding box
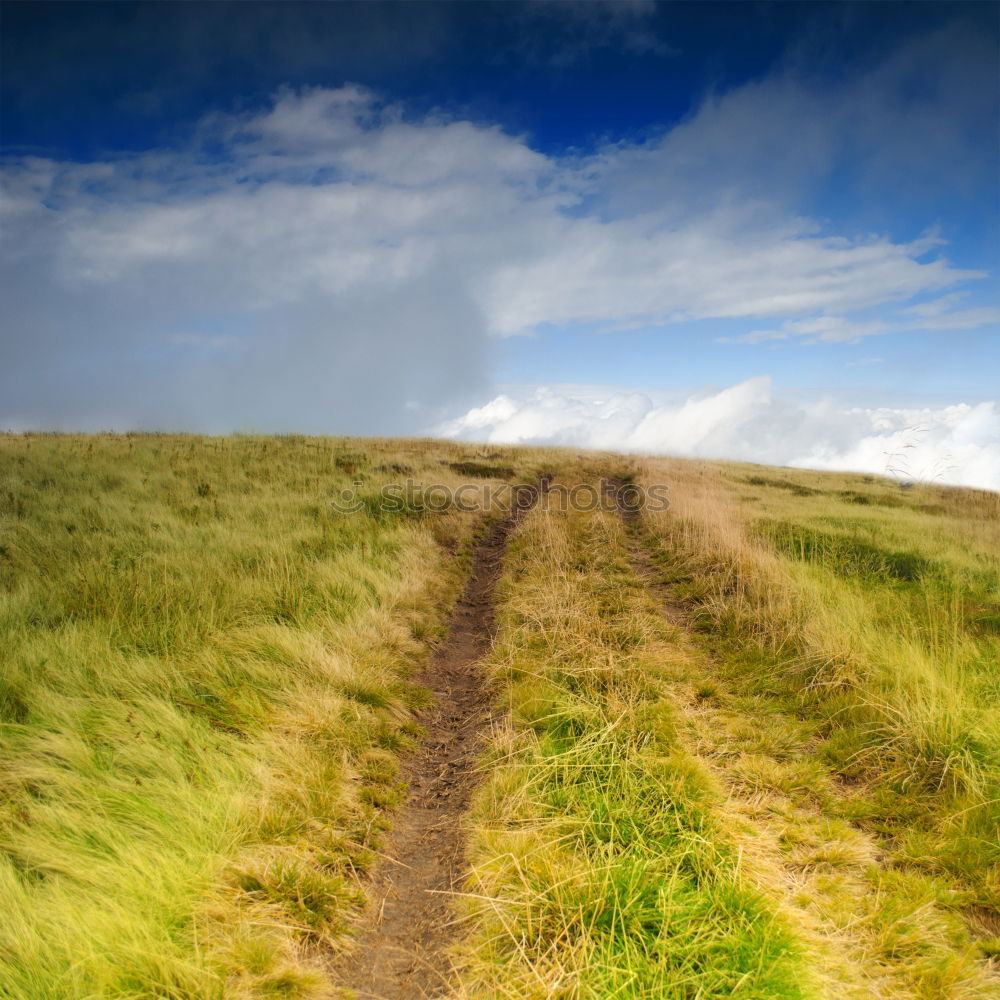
[727,299,999,345]
[582,23,998,220]
[10,86,977,341]
[909,305,1000,331]
[728,315,894,345]
[438,380,1000,491]
[478,220,980,337]
[1,27,995,432]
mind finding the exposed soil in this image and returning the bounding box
[330,481,546,1000]
[604,476,689,625]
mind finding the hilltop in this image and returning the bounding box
[1,434,997,999]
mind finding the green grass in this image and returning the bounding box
[0,433,535,998]
[3,437,997,998]
[455,472,815,999]
[636,458,1000,969]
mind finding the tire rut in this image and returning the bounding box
[330,479,547,1000]
[605,476,996,999]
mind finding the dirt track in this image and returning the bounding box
[330,482,545,1000]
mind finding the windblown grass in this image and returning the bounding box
[3,436,996,997]
[635,458,1000,958]
[456,464,997,997]
[454,469,815,999]
[0,433,531,999]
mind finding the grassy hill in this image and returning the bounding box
[1,435,997,999]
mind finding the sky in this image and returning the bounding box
[2,1,999,487]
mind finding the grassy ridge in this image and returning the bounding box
[637,460,1000,957]
[0,433,509,998]
[2,436,997,997]
[455,468,815,998]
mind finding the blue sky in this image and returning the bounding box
[2,2,998,485]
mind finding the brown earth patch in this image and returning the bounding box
[329,481,546,1000]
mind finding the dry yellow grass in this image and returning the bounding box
[0,433,534,998]
[634,458,1000,979]
[2,437,996,998]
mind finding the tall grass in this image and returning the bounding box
[4,437,996,996]
[454,470,815,998]
[0,433,514,998]
[636,459,1000,921]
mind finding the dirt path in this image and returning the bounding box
[330,481,546,1000]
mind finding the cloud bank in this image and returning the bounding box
[439,379,1000,491]
[1,23,996,470]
